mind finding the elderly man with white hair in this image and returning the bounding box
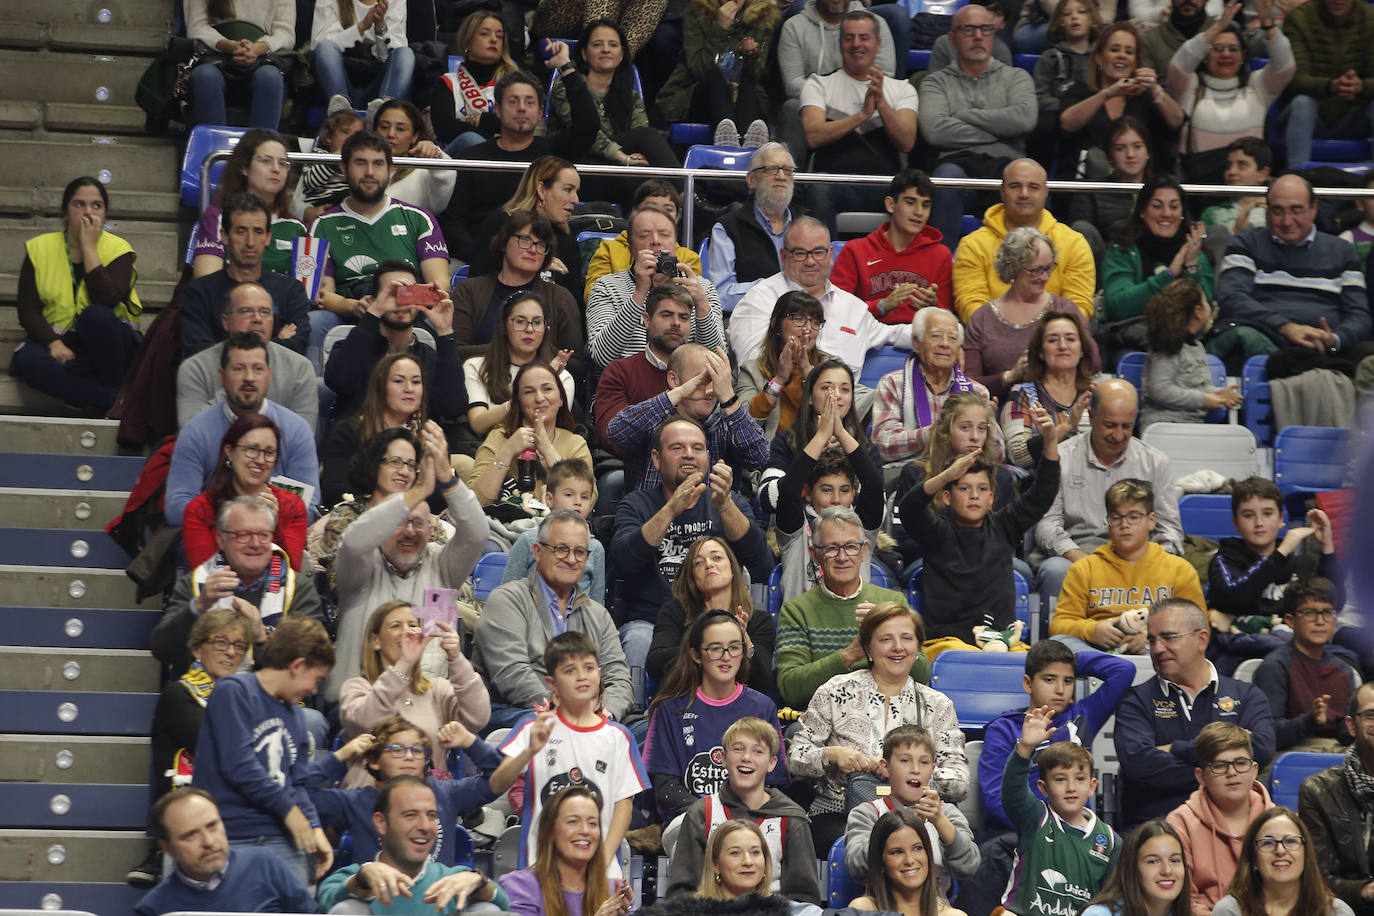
[872,307,990,467]
[707,142,804,312]
[727,216,909,374]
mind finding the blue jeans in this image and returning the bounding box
[230,835,308,888]
[445,131,489,157]
[9,306,140,411]
[1035,555,1073,615]
[307,309,343,374]
[312,40,417,107]
[483,703,537,736]
[931,161,973,253]
[189,61,285,129]
[619,620,654,704]
[1281,95,1374,167]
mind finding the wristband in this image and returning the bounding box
[439,475,460,491]
[493,458,509,471]
[765,377,784,398]
[721,393,740,409]
[559,63,576,76]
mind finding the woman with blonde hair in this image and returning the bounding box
[432,11,521,152]
[470,156,586,303]
[336,599,490,787]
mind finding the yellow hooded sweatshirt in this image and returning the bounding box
[950,203,1096,323]
[1050,541,1207,644]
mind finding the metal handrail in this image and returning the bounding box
[199,149,1374,244]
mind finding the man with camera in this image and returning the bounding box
[587,203,724,368]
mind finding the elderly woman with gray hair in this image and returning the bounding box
[963,226,1101,400]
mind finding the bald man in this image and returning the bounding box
[951,159,1096,322]
[1217,173,1374,364]
[1032,378,1185,605]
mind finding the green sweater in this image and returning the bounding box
[317,862,509,915]
[775,581,928,709]
[1280,0,1374,126]
[1102,244,1214,323]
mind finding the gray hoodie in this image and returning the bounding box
[778,0,896,99]
[919,57,1037,158]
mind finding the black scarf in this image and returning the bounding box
[1136,224,1187,274]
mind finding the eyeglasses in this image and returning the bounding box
[702,642,746,660]
[1023,262,1058,278]
[381,744,431,759]
[509,315,545,331]
[953,23,998,35]
[512,234,550,254]
[1146,628,1204,647]
[397,518,429,533]
[784,312,826,330]
[235,444,278,461]
[206,636,250,655]
[1202,756,1255,775]
[785,246,831,262]
[540,542,591,561]
[817,541,865,559]
[1294,607,1337,621]
[1351,710,1374,723]
[252,154,291,170]
[1107,511,1149,527]
[1209,43,1242,53]
[750,165,796,178]
[224,529,272,545]
[1255,835,1306,854]
[232,307,274,319]
[382,456,419,470]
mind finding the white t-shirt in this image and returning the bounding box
[461,356,577,409]
[799,69,919,136]
[500,710,649,878]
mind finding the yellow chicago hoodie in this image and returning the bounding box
[1049,542,1207,644]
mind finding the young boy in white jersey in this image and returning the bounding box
[499,631,648,875]
[843,724,979,894]
[665,716,822,906]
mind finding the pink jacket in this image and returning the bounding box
[1166,780,1274,916]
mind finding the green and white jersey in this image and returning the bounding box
[309,196,448,291]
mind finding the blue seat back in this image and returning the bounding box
[859,345,908,389]
[450,264,470,288]
[1273,426,1351,496]
[1116,351,1145,393]
[576,231,618,245]
[869,562,891,589]
[472,552,509,600]
[1012,53,1039,71]
[180,125,248,208]
[929,651,1028,730]
[1242,354,1273,446]
[1178,493,1238,542]
[767,564,784,621]
[958,213,981,242]
[828,837,865,907]
[907,49,932,72]
[1268,751,1343,810]
[683,144,753,171]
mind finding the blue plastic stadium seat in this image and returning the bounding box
[0,690,157,736]
[180,125,248,208]
[908,49,933,72]
[1268,751,1342,810]
[1241,354,1273,446]
[859,345,908,389]
[1178,493,1239,542]
[451,264,470,288]
[669,123,714,146]
[1012,53,1039,72]
[472,552,509,600]
[1204,352,1228,423]
[683,144,753,171]
[957,213,982,242]
[869,562,891,589]
[909,567,1029,628]
[929,651,1027,730]
[1273,426,1351,497]
[539,38,579,60]
[767,564,784,621]
[1116,351,1145,393]
[576,231,618,245]
[828,837,865,907]
[0,783,147,829]
[0,528,130,570]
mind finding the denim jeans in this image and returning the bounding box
[189,61,285,129]
[230,835,308,888]
[312,40,417,107]
[619,620,654,702]
[1281,95,1374,168]
[9,306,140,411]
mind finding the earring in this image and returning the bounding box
[714,872,722,884]
[225,459,232,467]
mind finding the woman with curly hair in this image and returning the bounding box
[1141,277,1241,430]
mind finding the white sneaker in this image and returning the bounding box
[742,119,770,148]
[713,118,741,148]
[326,94,353,116]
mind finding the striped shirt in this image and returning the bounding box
[585,269,725,367]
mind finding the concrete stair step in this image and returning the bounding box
[45,101,151,135]
[7,0,178,31]
[0,735,150,786]
[0,566,150,609]
[0,137,181,195]
[0,49,150,108]
[0,646,158,693]
[0,782,148,829]
[0,831,151,885]
[0,489,129,529]
[0,272,179,313]
[0,100,41,131]
[0,688,157,735]
[0,880,149,912]
[0,22,43,51]
[0,416,123,455]
[0,528,132,569]
[0,606,159,649]
[0,453,143,490]
[49,22,168,55]
[0,376,103,418]
[0,219,184,284]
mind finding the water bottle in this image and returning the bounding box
[374,10,391,62]
[517,448,538,492]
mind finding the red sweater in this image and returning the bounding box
[831,222,954,324]
[593,351,668,454]
[181,485,309,570]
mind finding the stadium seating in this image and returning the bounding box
[1140,422,1258,481]
[1117,351,1227,422]
[929,651,1027,731]
[1233,658,1261,683]
[682,144,753,172]
[472,552,509,600]
[1268,751,1342,810]
[1178,493,1237,542]
[859,345,908,388]
[907,566,1031,632]
[1273,426,1350,497]
[178,125,247,208]
[1241,354,1274,446]
[767,562,890,619]
[827,837,864,907]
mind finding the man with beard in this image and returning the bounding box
[164,332,320,527]
[176,282,319,431]
[611,416,773,681]
[729,217,908,373]
[135,788,318,915]
[706,143,805,313]
[322,259,466,424]
[181,193,313,358]
[327,419,487,702]
[152,494,324,677]
[587,204,724,368]
[317,777,508,914]
[310,130,451,323]
[1139,0,1224,72]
